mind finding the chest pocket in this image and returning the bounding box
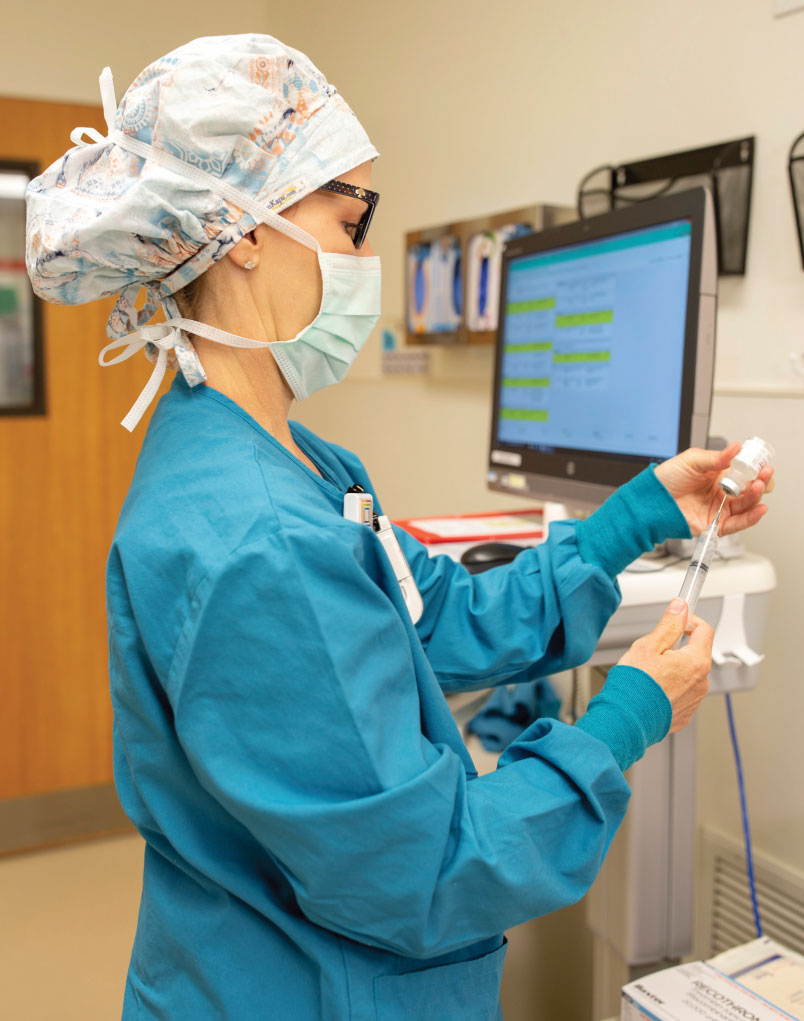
[373,937,507,1021]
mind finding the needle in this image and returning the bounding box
[711,493,728,533]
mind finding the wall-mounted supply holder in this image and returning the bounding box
[406,235,462,335]
[465,223,533,333]
[405,203,575,346]
[577,137,755,275]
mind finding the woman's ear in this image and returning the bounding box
[227,230,261,271]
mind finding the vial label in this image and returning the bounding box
[720,436,774,497]
[736,436,774,471]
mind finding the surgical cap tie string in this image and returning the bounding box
[99,318,285,432]
[69,67,117,147]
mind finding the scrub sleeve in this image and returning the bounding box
[574,465,692,768]
[396,464,690,772]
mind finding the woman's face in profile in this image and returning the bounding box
[225,160,377,343]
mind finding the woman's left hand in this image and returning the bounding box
[654,442,774,537]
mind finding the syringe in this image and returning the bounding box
[677,495,727,617]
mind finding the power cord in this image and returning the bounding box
[725,693,763,938]
[576,164,615,219]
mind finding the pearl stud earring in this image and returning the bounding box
[244,260,257,270]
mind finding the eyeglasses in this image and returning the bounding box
[318,179,380,249]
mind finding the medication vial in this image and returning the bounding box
[677,437,773,616]
[719,437,774,497]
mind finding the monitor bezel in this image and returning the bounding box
[488,187,714,504]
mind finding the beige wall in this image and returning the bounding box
[1,0,269,106]
[268,0,804,864]
[2,2,803,1018]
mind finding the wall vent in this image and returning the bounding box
[698,825,804,959]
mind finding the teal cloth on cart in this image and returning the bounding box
[467,676,562,752]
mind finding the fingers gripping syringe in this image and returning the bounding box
[677,495,726,617]
[677,437,773,617]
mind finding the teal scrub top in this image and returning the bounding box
[108,374,687,1020]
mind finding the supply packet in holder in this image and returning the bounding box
[621,938,804,1021]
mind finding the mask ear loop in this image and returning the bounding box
[255,211,331,373]
[258,208,320,253]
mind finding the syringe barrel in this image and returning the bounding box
[678,526,719,617]
[678,561,709,618]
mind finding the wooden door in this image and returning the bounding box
[1,96,171,846]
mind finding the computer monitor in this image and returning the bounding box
[487,187,717,510]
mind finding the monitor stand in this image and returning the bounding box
[541,501,571,536]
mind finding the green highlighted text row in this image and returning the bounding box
[506,296,556,314]
[555,309,613,328]
[553,351,611,363]
[503,341,552,353]
[500,408,549,422]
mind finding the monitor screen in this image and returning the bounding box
[488,188,716,509]
[499,219,691,461]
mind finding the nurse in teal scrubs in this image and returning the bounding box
[26,35,773,1021]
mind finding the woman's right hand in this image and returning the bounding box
[617,598,714,733]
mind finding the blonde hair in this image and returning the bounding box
[173,275,206,321]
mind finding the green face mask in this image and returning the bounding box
[165,213,382,403]
[268,238,382,402]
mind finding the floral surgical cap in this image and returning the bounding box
[25,33,378,363]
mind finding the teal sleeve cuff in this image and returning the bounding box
[575,665,672,772]
[575,465,691,579]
